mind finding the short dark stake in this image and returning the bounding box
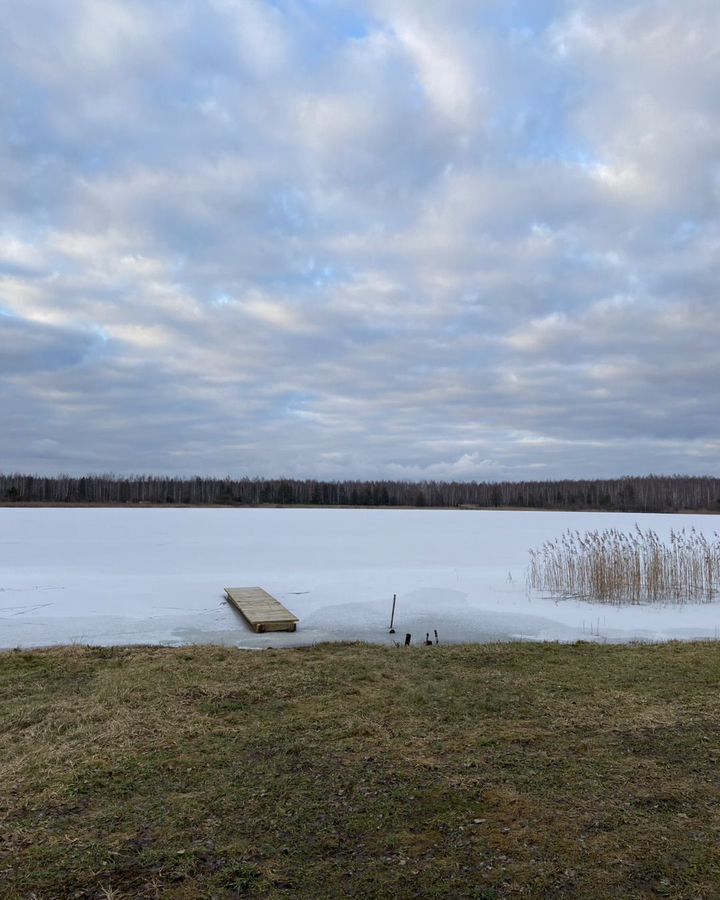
[404,633,412,646]
[389,593,397,633]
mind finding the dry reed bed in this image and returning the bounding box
[528,526,720,604]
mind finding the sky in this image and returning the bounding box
[1,0,719,481]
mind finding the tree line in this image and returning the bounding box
[1,473,719,513]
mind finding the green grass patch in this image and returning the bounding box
[2,641,720,898]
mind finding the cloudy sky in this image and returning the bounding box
[1,0,718,480]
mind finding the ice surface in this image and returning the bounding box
[2,507,720,649]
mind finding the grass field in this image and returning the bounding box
[2,642,720,899]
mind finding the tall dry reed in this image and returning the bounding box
[528,526,720,604]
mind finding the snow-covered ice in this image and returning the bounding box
[2,507,720,649]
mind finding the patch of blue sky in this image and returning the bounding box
[514,121,598,167]
[311,264,336,288]
[327,6,373,40]
[282,390,319,418]
[269,0,373,41]
[672,220,701,243]
[78,328,115,367]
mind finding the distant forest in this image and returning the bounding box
[1,473,719,513]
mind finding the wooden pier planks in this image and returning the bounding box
[224,587,299,633]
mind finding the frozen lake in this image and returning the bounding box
[2,507,720,649]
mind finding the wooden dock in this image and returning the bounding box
[224,587,299,633]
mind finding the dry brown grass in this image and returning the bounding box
[3,642,720,898]
[528,525,720,604]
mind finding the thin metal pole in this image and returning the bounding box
[389,593,397,633]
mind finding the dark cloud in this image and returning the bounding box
[0,0,718,478]
[0,313,100,373]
